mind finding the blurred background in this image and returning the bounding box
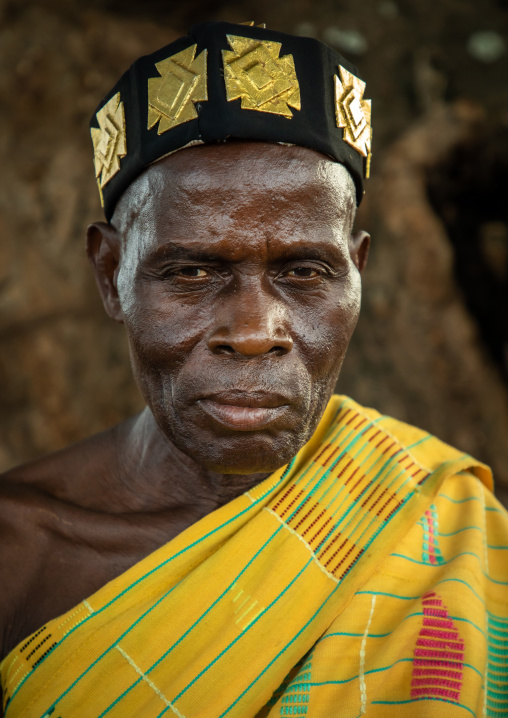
[0,0,507,502]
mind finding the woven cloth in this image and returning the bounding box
[2,395,507,717]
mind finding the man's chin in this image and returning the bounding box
[169,428,304,477]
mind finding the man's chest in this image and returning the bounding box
[0,503,201,661]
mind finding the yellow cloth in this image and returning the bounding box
[2,395,507,718]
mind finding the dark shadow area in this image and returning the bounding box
[1,0,259,31]
[427,126,508,383]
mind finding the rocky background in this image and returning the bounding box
[0,0,507,503]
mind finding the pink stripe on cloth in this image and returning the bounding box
[411,677,462,690]
[425,510,438,564]
[416,638,464,650]
[415,648,464,661]
[411,686,461,701]
[423,608,448,617]
[411,592,464,703]
[413,658,464,670]
[420,627,460,641]
[412,667,462,679]
[423,617,455,629]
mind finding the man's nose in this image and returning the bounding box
[207,284,293,358]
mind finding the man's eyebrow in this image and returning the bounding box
[142,241,346,264]
[275,244,346,262]
[143,242,227,263]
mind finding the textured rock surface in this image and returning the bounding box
[0,1,507,502]
[0,7,168,466]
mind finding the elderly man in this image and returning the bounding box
[1,20,507,718]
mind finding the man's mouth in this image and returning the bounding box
[198,391,290,431]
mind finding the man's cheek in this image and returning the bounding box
[128,308,202,356]
[300,319,353,369]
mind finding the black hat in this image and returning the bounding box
[90,21,372,221]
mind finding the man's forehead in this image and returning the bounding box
[114,141,356,227]
[148,141,356,192]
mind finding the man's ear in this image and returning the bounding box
[86,222,124,322]
[349,230,371,274]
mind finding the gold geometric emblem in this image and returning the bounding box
[147,45,207,134]
[90,92,127,197]
[334,65,372,170]
[222,34,301,118]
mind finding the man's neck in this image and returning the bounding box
[110,408,272,515]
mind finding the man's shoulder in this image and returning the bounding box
[333,394,494,490]
[0,424,121,567]
[0,419,136,661]
[0,419,132,503]
[0,466,63,662]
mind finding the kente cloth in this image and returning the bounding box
[1,395,507,718]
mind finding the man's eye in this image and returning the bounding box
[287,267,320,278]
[177,267,209,278]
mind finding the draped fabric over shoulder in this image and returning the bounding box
[1,396,507,718]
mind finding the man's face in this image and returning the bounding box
[103,142,366,475]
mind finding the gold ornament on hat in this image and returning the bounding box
[334,65,372,177]
[239,21,267,28]
[90,92,127,204]
[222,34,301,118]
[148,45,207,134]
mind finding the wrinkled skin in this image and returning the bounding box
[98,141,369,478]
[0,142,369,670]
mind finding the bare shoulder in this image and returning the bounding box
[0,420,129,502]
[0,473,51,657]
[0,420,132,661]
